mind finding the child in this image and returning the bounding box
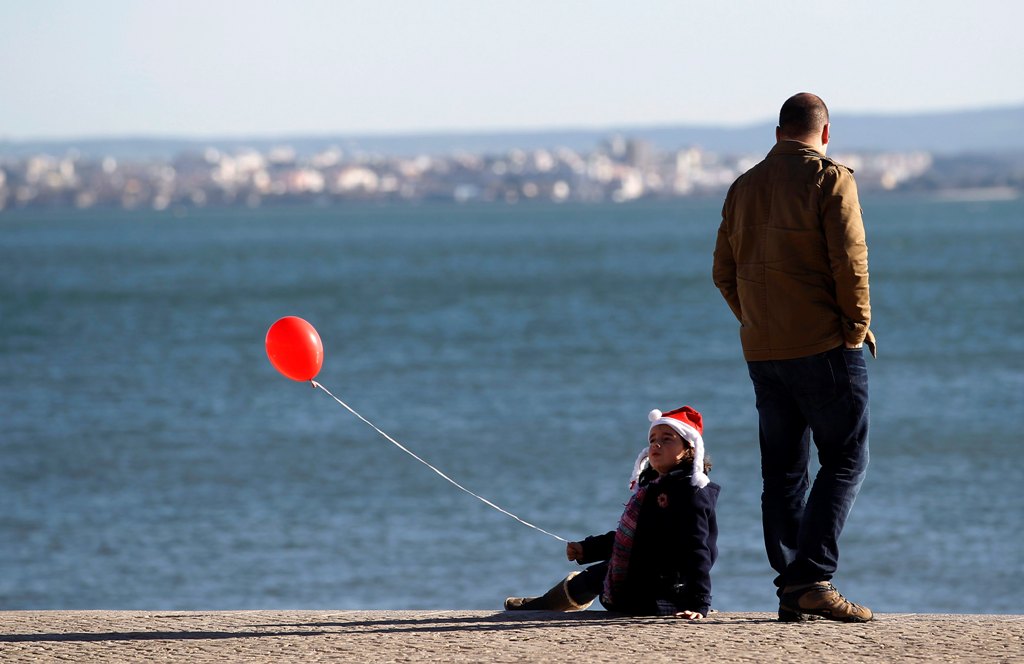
[504,406,720,619]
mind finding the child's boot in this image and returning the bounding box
[504,571,596,611]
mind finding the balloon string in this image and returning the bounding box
[310,380,568,543]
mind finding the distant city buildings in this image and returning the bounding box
[1,135,1016,212]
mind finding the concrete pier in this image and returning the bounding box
[1,610,1021,662]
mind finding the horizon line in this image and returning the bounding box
[2,102,1021,145]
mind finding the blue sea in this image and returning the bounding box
[2,197,1022,613]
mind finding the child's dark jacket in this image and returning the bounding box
[577,464,720,617]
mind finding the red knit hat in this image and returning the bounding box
[648,406,709,488]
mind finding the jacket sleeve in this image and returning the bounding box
[712,196,743,323]
[820,166,874,354]
[578,531,615,564]
[674,486,719,617]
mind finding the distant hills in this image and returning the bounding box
[2,105,1022,159]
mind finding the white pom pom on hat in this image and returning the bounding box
[648,406,709,489]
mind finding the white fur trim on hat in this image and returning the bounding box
[648,409,710,489]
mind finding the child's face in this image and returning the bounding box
[648,424,690,474]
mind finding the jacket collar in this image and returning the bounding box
[768,140,824,159]
[640,463,694,487]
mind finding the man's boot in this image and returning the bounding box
[779,581,873,622]
[504,571,596,611]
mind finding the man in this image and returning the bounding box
[712,93,875,623]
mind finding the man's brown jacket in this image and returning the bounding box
[713,140,875,361]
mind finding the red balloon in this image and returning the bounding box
[266,316,324,381]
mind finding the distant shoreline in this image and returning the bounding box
[4,109,1023,211]
[930,186,1022,202]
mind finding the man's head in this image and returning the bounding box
[776,92,830,153]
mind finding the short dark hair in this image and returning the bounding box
[778,93,829,138]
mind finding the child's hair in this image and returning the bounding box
[679,446,713,474]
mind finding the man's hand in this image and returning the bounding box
[566,541,584,563]
[673,610,704,620]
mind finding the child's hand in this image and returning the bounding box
[565,541,584,562]
[673,610,704,620]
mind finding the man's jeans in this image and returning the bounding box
[747,345,870,593]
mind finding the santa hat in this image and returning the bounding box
[648,406,709,489]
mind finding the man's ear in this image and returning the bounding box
[821,123,830,146]
[776,126,782,142]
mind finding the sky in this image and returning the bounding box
[2,0,1022,139]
